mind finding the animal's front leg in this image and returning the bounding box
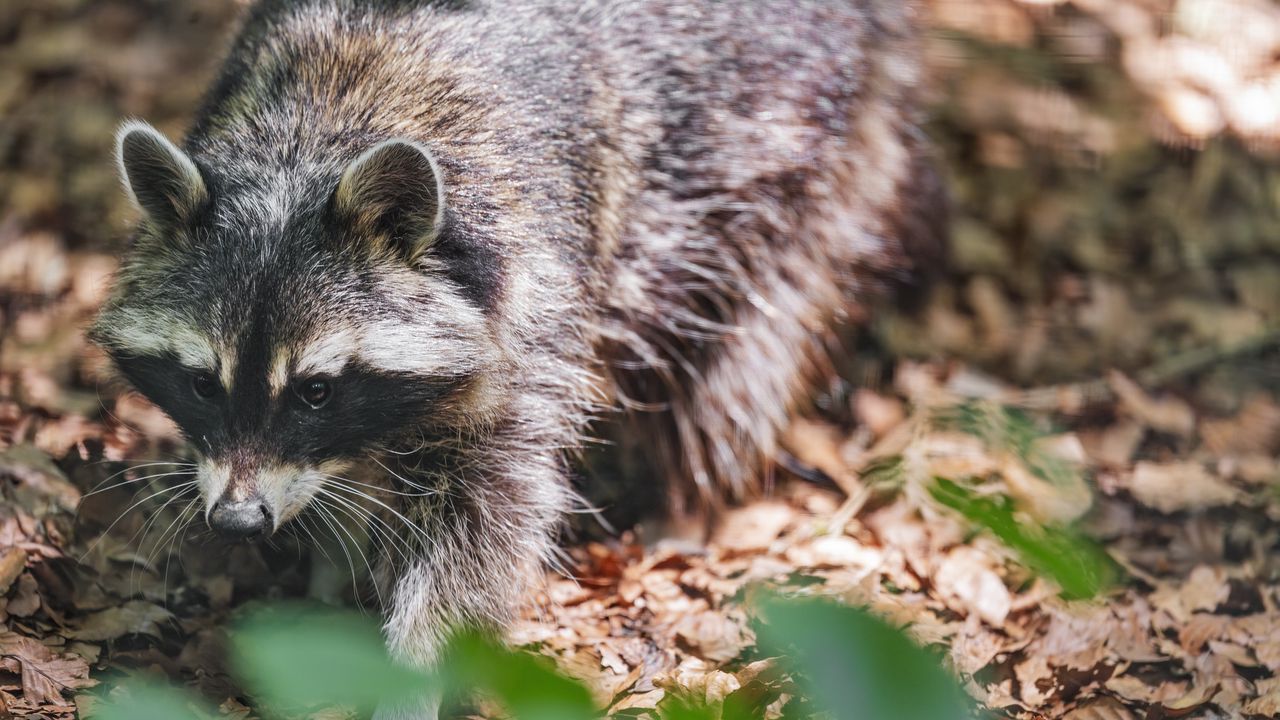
[371,563,446,720]
[370,445,571,720]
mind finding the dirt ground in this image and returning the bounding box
[2,0,1280,718]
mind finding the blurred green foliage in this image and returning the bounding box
[755,594,972,720]
[92,681,216,720]
[88,592,976,720]
[929,478,1119,599]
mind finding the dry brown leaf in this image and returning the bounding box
[1199,394,1280,457]
[1179,566,1231,615]
[0,445,81,513]
[1108,371,1195,436]
[948,625,1008,675]
[0,548,28,595]
[853,389,906,438]
[922,432,1002,481]
[0,631,95,706]
[674,611,751,663]
[1105,675,1170,704]
[1178,613,1228,655]
[1157,682,1219,714]
[1105,601,1163,663]
[1080,420,1145,468]
[655,658,741,705]
[1254,637,1280,672]
[780,418,858,494]
[1243,678,1280,716]
[1014,655,1054,707]
[1125,461,1241,513]
[7,573,41,618]
[1205,639,1255,667]
[1063,696,1136,720]
[712,502,795,553]
[784,536,882,574]
[71,600,174,641]
[934,547,1012,627]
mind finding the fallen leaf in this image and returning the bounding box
[1080,420,1145,468]
[854,390,907,438]
[1157,682,1219,714]
[0,630,95,706]
[675,611,751,663]
[7,573,40,618]
[712,502,795,552]
[0,445,81,513]
[1109,371,1195,437]
[1064,696,1136,720]
[1001,447,1092,524]
[1199,394,1280,457]
[71,600,174,641]
[934,547,1012,627]
[0,548,28,595]
[1125,462,1241,513]
[1243,678,1280,716]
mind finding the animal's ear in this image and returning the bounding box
[116,120,208,228]
[332,139,446,262]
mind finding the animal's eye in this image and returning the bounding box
[191,372,220,400]
[296,378,333,409]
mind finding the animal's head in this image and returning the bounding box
[91,121,503,539]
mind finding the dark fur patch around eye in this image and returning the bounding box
[111,352,227,451]
[113,349,473,460]
[274,365,475,460]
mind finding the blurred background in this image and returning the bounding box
[1,1,1280,719]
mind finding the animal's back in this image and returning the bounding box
[576,0,944,508]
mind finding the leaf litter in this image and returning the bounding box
[3,0,1280,718]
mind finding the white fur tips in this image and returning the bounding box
[115,119,208,226]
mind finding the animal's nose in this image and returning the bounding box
[208,497,271,539]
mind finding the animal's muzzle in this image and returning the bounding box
[208,495,272,539]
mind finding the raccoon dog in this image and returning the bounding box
[91,0,945,716]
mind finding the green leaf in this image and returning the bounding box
[929,477,1121,599]
[657,699,719,720]
[230,604,428,713]
[443,633,596,720]
[89,681,210,720]
[755,593,972,720]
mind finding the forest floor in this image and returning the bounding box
[2,0,1280,718]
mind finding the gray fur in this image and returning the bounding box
[92,1,945,716]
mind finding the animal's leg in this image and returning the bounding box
[371,438,572,720]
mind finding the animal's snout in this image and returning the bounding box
[208,496,272,539]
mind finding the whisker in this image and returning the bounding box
[123,483,198,597]
[319,480,438,556]
[154,496,202,607]
[80,481,200,562]
[126,483,199,589]
[80,468,197,501]
[368,456,441,495]
[315,487,414,566]
[315,472,436,498]
[310,497,380,609]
